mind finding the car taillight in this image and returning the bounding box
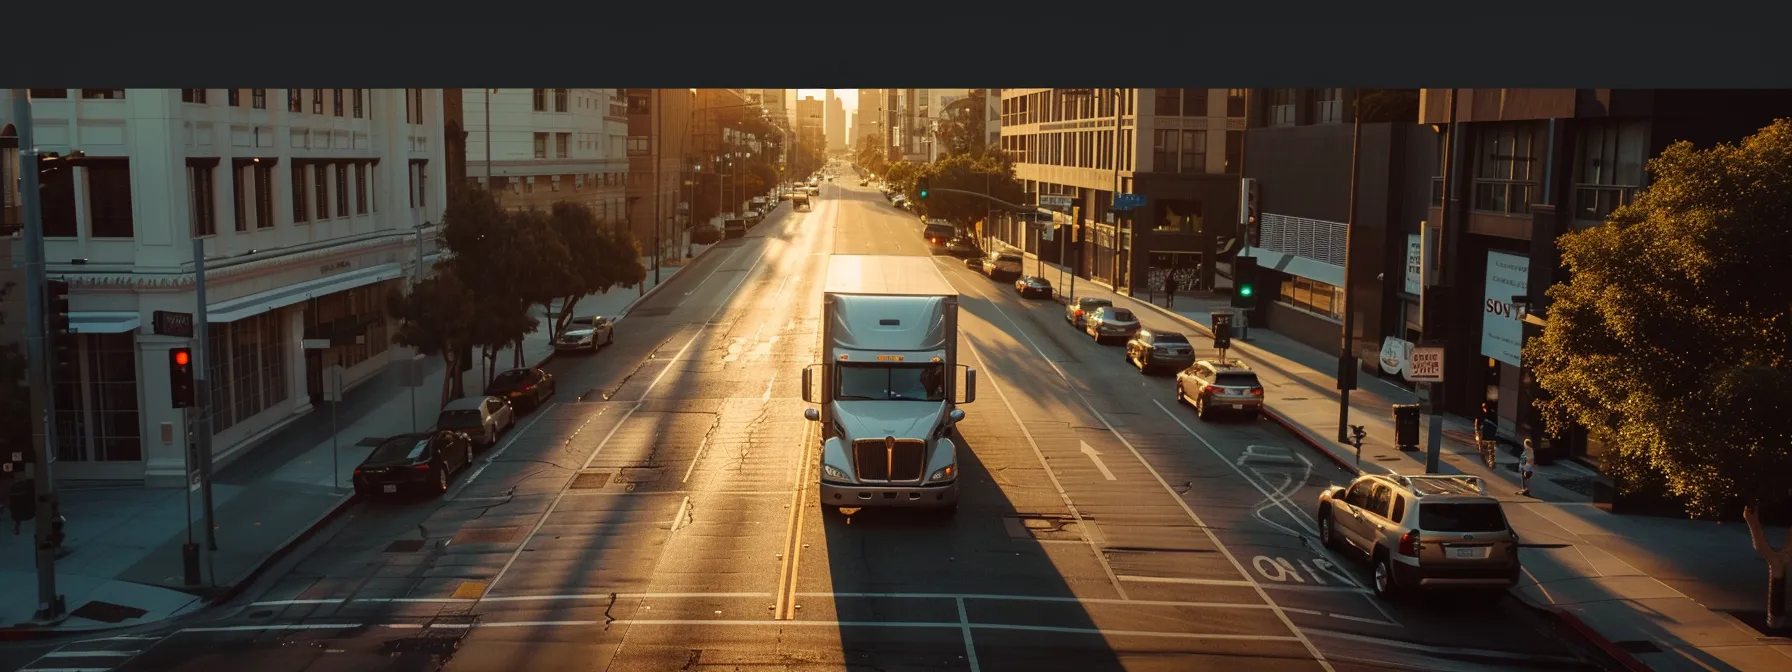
[1398,530,1422,557]
[412,464,433,471]
[352,469,363,476]
[1074,309,1083,317]
[1204,385,1223,395]
[1251,387,1264,396]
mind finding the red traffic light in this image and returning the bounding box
[173,350,191,366]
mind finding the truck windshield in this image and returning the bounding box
[836,363,946,402]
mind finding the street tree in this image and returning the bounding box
[884,161,922,197]
[544,201,645,338]
[388,269,479,406]
[1525,119,1792,627]
[912,153,1026,230]
[932,93,987,158]
[488,208,569,372]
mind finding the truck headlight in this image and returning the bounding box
[929,465,955,483]
[822,464,851,483]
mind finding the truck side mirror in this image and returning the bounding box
[802,365,816,403]
[948,409,965,424]
[959,367,977,404]
[804,408,820,422]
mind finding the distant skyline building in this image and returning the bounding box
[825,89,847,152]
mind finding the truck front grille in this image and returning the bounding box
[853,438,927,483]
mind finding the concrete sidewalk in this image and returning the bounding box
[1026,253,1792,672]
[0,261,689,636]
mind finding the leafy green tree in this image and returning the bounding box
[884,161,922,197]
[388,270,479,405]
[910,154,1026,230]
[932,93,987,158]
[544,202,645,338]
[1526,119,1792,627]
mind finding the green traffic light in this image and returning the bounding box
[1239,285,1253,296]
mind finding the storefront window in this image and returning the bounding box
[51,334,142,462]
[1277,275,1344,320]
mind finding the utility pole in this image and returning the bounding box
[13,90,66,621]
[1423,89,1460,474]
[1337,92,1364,443]
[1111,88,1124,294]
[653,88,662,285]
[190,238,218,583]
[484,89,494,185]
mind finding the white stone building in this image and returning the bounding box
[463,89,628,222]
[0,88,446,486]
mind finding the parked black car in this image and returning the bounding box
[352,431,475,498]
[485,367,557,413]
[1015,275,1054,299]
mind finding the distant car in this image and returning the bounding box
[1125,330,1195,374]
[793,194,813,212]
[485,367,557,413]
[1173,359,1263,420]
[1317,473,1521,600]
[1083,306,1140,344]
[947,235,980,258]
[436,396,515,448]
[556,315,614,352]
[352,431,475,497]
[1015,275,1054,299]
[1066,297,1113,329]
[981,253,1024,280]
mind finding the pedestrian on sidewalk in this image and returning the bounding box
[1518,439,1536,496]
[1164,272,1179,308]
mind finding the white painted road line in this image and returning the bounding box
[957,597,982,672]
[449,399,562,498]
[176,618,1305,642]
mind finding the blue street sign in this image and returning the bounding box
[1113,193,1147,211]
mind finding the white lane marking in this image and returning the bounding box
[479,244,774,600]
[962,340,1128,601]
[761,371,776,403]
[177,619,1303,642]
[679,433,711,484]
[803,593,1276,610]
[449,400,563,498]
[19,668,116,672]
[181,623,364,633]
[678,247,742,300]
[1079,441,1117,481]
[668,495,692,532]
[1304,628,1587,664]
[957,597,982,672]
[1116,575,1254,587]
[40,651,138,657]
[948,283,1333,671]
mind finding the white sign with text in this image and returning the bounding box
[1407,346,1445,383]
[1405,234,1423,296]
[1481,251,1530,367]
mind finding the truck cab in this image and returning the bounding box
[801,255,976,512]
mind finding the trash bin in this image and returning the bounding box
[1392,404,1421,451]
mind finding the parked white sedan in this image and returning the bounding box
[555,315,615,352]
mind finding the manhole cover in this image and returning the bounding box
[570,471,612,489]
[70,600,148,624]
[449,527,520,545]
[385,539,426,553]
[1614,640,1662,654]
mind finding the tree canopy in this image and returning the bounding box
[1526,119,1792,519]
[909,154,1026,229]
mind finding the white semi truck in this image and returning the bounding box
[802,255,976,512]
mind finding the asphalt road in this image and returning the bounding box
[0,167,1606,672]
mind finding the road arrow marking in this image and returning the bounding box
[1080,442,1117,481]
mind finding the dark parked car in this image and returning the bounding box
[485,367,557,413]
[352,431,475,497]
[1125,330,1195,374]
[1015,275,1054,299]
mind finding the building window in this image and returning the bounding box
[39,161,77,237]
[1154,88,1181,116]
[314,163,330,219]
[251,89,267,110]
[1227,89,1246,117]
[233,165,249,232]
[181,89,208,104]
[556,132,570,158]
[1181,130,1207,173]
[28,89,68,99]
[335,162,349,215]
[554,89,569,112]
[227,89,240,107]
[534,133,548,159]
[332,89,344,116]
[87,160,134,238]
[189,163,216,237]
[1314,89,1343,123]
[410,89,424,125]
[1182,89,1208,117]
[254,162,274,228]
[1472,123,1537,216]
[288,89,302,113]
[1269,89,1298,126]
[292,163,309,224]
[411,161,428,209]
[533,89,547,112]
[1153,199,1203,233]
[353,89,364,118]
[207,325,232,432]
[1573,120,1648,221]
[224,311,288,428]
[1279,275,1344,321]
[82,90,126,100]
[1224,130,1243,174]
[355,163,368,214]
[1152,129,1179,173]
[52,333,143,462]
[306,88,320,114]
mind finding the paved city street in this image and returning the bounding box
[0,179,1610,671]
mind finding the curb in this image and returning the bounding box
[1546,606,1656,672]
[208,491,360,607]
[1260,406,1366,476]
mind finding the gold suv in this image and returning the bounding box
[1316,474,1521,600]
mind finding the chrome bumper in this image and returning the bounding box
[820,481,958,508]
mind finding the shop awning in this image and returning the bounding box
[1241,249,1345,289]
[69,312,142,334]
[207,263,404,323]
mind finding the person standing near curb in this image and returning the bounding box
[1164,272,1178,309]
[1518,439,1537,496]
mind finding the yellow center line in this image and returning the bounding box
[773,415,818,620]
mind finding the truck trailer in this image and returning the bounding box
[802,255,976,512]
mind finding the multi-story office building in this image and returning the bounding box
[995,89,1244,294]
[855,89,883,150]
[625,89,697,262]
[825,90,847,153]
[0,88,445,485]
[796,96,824,169]
[463,89,629,226]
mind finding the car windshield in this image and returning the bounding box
[1152,333,1189,343]
[1216,373,1259,387]
[368,437,431,463]
[1080,299,1112,309]
[998,255,1022,263]
[1420,502,1509,532]
[438,410,484,430]
[1106,309,1136,322]
[836,363,947,402]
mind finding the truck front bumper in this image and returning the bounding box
[821,481,958,508]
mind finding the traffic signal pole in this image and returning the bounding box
[191,238,218,583]
[13,90,66,622]
[1337,92,1364,443]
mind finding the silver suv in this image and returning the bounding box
[1316,474,1521,600]
[1174,359,1263,420]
